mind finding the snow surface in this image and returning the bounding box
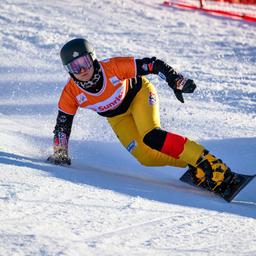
[0,0,256,255]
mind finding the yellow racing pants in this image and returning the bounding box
[107,77,204,167]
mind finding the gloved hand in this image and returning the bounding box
[168,75,196,103]
[47,146,71,165]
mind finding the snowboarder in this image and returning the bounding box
[47,38,232,192]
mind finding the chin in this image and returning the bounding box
[82,75,93,81]
[75,74,90,82]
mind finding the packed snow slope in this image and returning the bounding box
[0,0,256,255]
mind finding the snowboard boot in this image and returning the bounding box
[188,150,232,191]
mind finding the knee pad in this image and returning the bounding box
[143,128,167,151]
[144,128,190,160]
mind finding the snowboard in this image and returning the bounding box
[180,169,255,203]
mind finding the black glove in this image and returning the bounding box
[47,146,71,165]
[168,76,196,103]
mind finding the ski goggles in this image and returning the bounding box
[64,54,93,74]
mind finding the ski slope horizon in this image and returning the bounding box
[0,0,255,255]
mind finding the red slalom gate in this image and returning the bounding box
[162,1,256,22]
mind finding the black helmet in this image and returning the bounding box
[60,38,96,65]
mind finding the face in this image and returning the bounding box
[64,54,94,82]
[73,66,94,81]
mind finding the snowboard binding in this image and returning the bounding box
[188,150,232,191]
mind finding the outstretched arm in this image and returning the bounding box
[136,57,196,103]
[47,110,74,165]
